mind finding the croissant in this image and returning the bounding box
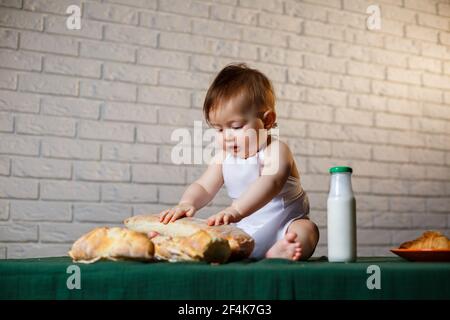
[68,227,154,263]
[400,231,450,250]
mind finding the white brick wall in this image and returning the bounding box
[0,0,449,259]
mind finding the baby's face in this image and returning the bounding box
[208,97,268,159]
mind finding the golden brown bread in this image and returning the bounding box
[151,230,231,263]
[68,227,154,263]
[124,214,254,260]
[399,231,450,250]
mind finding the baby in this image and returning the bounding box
[158,63,319,261]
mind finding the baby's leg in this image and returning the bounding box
[265,219,319,261]
[287,219,319,260]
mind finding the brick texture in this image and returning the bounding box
[0,0,449,258]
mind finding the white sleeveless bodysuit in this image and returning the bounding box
[222,140,310,259]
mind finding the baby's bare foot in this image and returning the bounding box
[265,232,302,261]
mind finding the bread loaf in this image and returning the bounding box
[152,230,231,263]
[68,227,154,263]
[124,214,254,260]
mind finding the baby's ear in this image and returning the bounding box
[262,110,276,129]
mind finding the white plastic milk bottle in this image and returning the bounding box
[327,166,357,262]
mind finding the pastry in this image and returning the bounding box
[399,231,450,250]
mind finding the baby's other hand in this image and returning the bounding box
[159,203,196,224]
[207,206,243,226]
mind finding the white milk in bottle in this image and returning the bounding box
[327,166,356,262]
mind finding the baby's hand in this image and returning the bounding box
[207,206,243,226]
[159,203,196,224]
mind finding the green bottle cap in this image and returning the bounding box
[329,166,353,174]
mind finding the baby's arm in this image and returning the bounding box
[160,153,225,223]
[207,140,293,226]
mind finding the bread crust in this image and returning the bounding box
[68,227,154,263]
[152,230,231,263]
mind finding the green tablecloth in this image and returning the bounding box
[0,257,449,300]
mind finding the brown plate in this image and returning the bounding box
[391,249,450,262]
